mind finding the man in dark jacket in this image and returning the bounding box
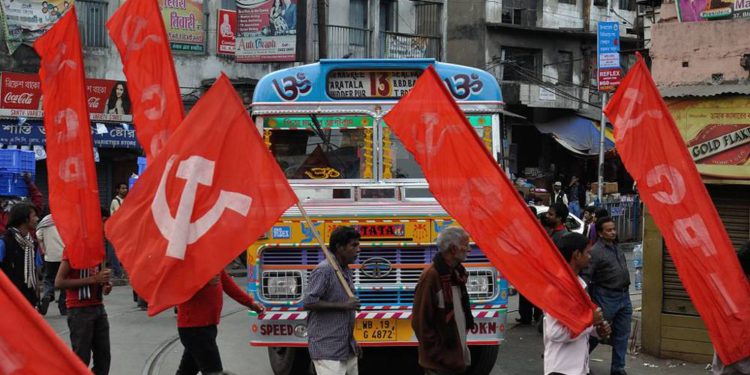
[412,227,474,375]
[0,203,40,307]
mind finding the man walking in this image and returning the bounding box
[175,270,264,375]
[36,213,67,316]
[303,226,361,375]
[567,176,582,218]
[55,253,113,375]
[546,202,570,245]
[0,203,40,307]
[412,227,474,375]
[584,217,632,375]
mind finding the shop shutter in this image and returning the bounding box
[662,184,750,315]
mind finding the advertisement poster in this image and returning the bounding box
[160,0,205,53]
[669,96,750,179]
[235,0,297,62]
[0,0,72,53]
[597,21,621,92]
[0,72,133,122]
[676,0,750,21]
[217,9,236,54]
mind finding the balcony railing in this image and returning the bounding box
[313,25,372,60]
[380,31,441,59]
[76,0,108,48]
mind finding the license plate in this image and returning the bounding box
[354,319,397,341]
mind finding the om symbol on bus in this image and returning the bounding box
[444,73,483,100]
[272,73,312,101]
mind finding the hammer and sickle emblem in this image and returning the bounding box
[43,43,77,85]
[121,15,162,54]
[152,155,253,260]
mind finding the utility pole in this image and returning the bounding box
[316,0,327,59]
[597,93,607,205]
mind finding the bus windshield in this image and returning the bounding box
[265,115,373,180]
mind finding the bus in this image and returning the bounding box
[247,59,510,375]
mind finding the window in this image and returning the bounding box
[559,0,576,5]
[619,0,636,10]
[593,0,608,7]
[501,47,543,82]
[265,116,373,180]
[558,51,573,85]
[380,0,397,32]
[76,0,108,48]
[501,0,537,26]
[350,0,368,29]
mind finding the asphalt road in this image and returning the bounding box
[42,269,710,375]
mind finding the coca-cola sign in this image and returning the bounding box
[0,72,132,121]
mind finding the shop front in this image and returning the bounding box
[0,72,141,209]
[642,94,750,362]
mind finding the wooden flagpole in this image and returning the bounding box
[296,202,355,298]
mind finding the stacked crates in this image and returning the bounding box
[0,150,36,197]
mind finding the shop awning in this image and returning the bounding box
[535,115,615,156]
[0,119,139,149]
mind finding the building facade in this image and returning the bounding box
[641,2,750,362]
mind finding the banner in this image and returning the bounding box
[597,21,621,92]
[34,8,105,269]
[216,9,236,54]
[0,120,138,148]
[384,34,428,58]
[0,0,72,53]
[605,56,750,365]
[677,0,750,21]
[383,66,597,336]
[668,96,750,179]
[160,0,205,52]
[0,72,133,122]
[107,0,185,159]
[235,0,297,62]
[105,74,297,315]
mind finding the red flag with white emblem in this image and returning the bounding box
[0,271,92,374]
[383,66,596,336]
[605,56,750,365]
[34,9,105,269]
[106,0,184,159]
[105,74,297,316]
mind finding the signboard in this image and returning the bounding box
[0,72,133,122]
[669,96,750,179]
[327,70,420,99]
[160,0,205,53]
[676,0,750,21]
[265,116,372,129]
[216,9,237,54]
[384,34,428,58]
[235,0,297,62]
[0,120,139,148]
[597,21,621,92]
[0,0,72,53]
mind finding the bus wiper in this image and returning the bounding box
[310,114,337,152]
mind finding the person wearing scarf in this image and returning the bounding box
[0,202,40,307]
[412,227,475,375]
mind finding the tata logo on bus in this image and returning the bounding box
[272,72,312,101]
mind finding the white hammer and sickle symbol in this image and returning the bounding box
[152,155,253,260]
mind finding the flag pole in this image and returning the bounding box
[296,202,355,298]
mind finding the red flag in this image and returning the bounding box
[605,56,750,364]
[106,0,184,159]
[105,74,298,316]
[34,9,104,269]
[383,66,596,335]
[0,271,92,374]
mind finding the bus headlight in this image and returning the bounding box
[466,269,496,301]
[261,271,303,301]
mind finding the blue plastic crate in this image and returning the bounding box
[0,150,36,175]
[0,173,28,197]
[137,157,147,175]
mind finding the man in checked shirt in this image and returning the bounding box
[303,226,362,375]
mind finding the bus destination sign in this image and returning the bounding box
[327,70,421,99]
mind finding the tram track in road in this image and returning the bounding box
[142,307,247,375]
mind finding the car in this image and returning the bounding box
[531,205,585,234]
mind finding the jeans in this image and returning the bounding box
[590,287,632,374]
[518,293,542,323]
[176,325,222,375]
[68,305,111,375]
[569,200,581,218]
